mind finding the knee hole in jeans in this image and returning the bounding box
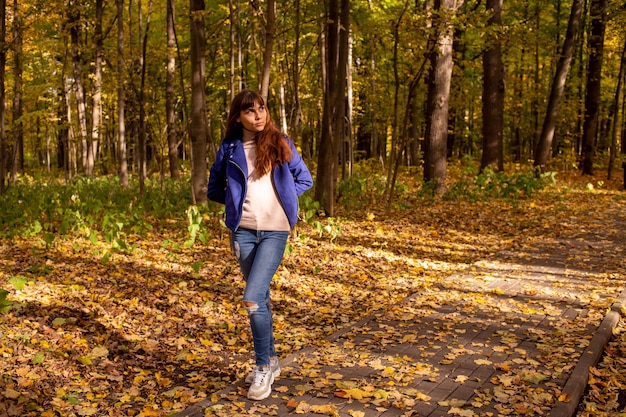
[243,301,259,313]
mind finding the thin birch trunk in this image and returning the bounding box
[68,3,89,176]
[10,0,22,183]
[90,0,104,179]
[166,0,180,179]
[117,0,128,186]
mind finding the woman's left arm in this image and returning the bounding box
[287,139,313,196]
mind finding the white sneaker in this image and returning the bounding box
[246,357,280,384]
[247,366,274,400]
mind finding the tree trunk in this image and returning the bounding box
[166,0,180,179]
[228,0,236,101]
[385,0,409,207]
[574,0,589,156]
[68,3,89,176]
[117,0,128,186]
[0,0,6,194]
[335,0,349,182]
[10,0,22,183]
[68,3,89,177]
[291,0,302,148]
[279,82,287,133]
[346,31,354,178]
[64,76,78,179]
[480,0,504,173]
[607,35,626,180]
[423,0,456,196]
[532,1,541,157]
[316,0,338,216]
[190,0,208,204]
[136,0,153,195]
[260,0,275,102]
[534,0,584,171]
[385,0,409,202]
[582,0,607,175]
[90,0,104,179]
[315,0,349,216]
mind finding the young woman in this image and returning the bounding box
[207,89,313,400]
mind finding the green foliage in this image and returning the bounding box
[0,176,195,248]
[0,276,30,314]
[337,164,387,209]
[0,289,12,313]
[185,205,211,248]
[311,218,342,243]
[444,168,556,202]
[299,193,343,243]
[299,194,321,223]
[8,276,28,291]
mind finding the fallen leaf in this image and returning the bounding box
[448,407,475,416]
[311,404,340,416]
[335,388,373,400]
[4,388,20,399]
[558,392,572,402]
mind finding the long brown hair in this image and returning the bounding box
[226,89,292,176]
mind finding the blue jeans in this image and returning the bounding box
[231,228,289,367]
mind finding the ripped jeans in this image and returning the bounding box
[231,228,289,367]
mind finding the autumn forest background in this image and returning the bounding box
[1,0,626,416]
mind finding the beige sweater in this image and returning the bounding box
[239,132,290,231]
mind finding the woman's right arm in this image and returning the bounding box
[207,144,227,204]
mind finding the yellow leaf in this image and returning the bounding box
[558,393,572,403]
[522,371,548,384]
[416,391,432,401]
[448,407,475,417]
[138,407,160,417]
[295,401,311,414]
[382,366,395,376]
[311,404,340,417]
[4,388,20,399]
[495,363,511,371]
[118,394,131,404]
[334,388,373,400]
[295,384,314,394]
[474,359,492,366]
[349,411,366,417]
[77,356,93,365]
[90,346,109,358]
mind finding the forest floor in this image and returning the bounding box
[1,167,625,417]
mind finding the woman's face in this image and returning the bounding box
[237,102,267,133]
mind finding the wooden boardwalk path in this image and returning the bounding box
[177,221,626,417]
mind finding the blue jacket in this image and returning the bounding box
[207,135,313,231]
